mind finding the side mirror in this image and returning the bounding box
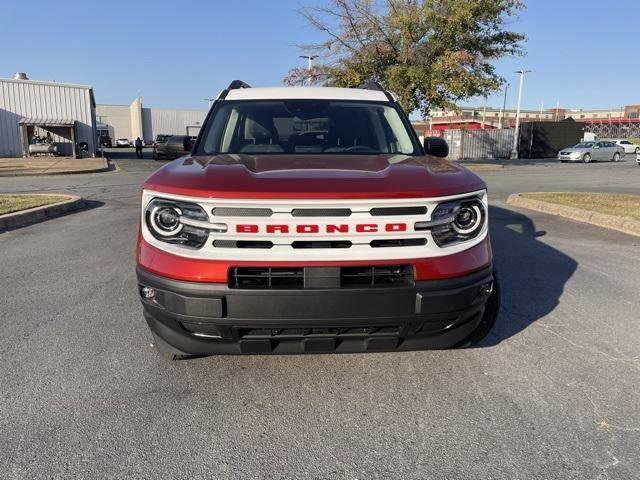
[423,136,449,158]
[184,138,195,152]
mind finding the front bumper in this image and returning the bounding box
[137,264,494,355]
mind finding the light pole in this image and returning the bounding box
[204,98,215,109]
[481,96,487,129]
[299,55,319,86]
[511,69,531,159]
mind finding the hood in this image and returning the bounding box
[143,153,486,199]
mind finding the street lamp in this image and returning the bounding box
[511,69,532,159]
[204,98,215,109]
[299,55,319,86]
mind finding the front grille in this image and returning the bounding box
[229,267,304,289]
[340,265,414,288]
[229,265,414,289]
[214,240,273,249]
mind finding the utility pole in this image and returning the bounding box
[511,69,531,159]
[481,97,487,129]
[499,84,509,129]
[204,98,215,109]
[299,55,319,86]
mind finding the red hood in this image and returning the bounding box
[142,154,486,199]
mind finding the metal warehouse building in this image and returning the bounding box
[0,74,97,158]
[96,100,206,143]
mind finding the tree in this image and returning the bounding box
[283,65,333,86]
[296,0,526,116]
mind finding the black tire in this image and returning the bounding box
[456,270,500,347]
[583,153,592,163]
[152,152,158,160]
[613,152,621,162]
[635,147,640,154]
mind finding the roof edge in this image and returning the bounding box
[0,77,93,90]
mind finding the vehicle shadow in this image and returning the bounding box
[478,205,578,346]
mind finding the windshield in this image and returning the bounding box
[198,100,417,155]
[574,142,594,148]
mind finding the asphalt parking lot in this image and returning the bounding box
[1,151,639,479]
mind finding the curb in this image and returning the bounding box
[0,157,110,177]
[460,163,504,172]
[507,193,640,238]
[0,194,85,231]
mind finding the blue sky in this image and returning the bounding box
[1,0,638,112]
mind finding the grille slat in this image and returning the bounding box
[212,207,273,217]
[370,206,427,216]
[291,208,352,217]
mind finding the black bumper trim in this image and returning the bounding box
[137,265,493,355]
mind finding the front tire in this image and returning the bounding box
[635,147,640,154]
[583,153,592,163]
[613,152,621,162]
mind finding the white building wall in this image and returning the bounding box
[142,108,206,141]
[95,104,132,140]
[0,78,96,157]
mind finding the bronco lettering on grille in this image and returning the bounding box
[235,223,408,234]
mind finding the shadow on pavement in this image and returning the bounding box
[479,205,578,346]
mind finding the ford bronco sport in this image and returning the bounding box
[137,80,499,360]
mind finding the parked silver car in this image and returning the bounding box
[557,141,624,163]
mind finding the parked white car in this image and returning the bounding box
[115,138,131,148]
[612,140,640,154]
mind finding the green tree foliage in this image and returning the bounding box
[296,0,526,116]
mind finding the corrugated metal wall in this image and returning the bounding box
[0,79,96,157]
[443,129,515,160]
[142,108,206,141]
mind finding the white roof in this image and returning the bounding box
[222,86,388,102]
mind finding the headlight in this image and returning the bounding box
[570,152,581,159]
[415,195,487,247]
[145,198,213,249]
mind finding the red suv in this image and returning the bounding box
[137,81,499,360]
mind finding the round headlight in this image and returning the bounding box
[453,203,482,234]
[151,206,183,236]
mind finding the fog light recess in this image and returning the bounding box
[140,286,155,299]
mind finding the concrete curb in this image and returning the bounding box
[0,194,85,231]
[507,193,640,238]
[0,157,110,177]
[459,163,505,172]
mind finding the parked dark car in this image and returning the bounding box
[153,135,195,160]
[98,135,112,149]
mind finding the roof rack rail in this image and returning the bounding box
[357,80,395,102]
[218,80,251,100]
